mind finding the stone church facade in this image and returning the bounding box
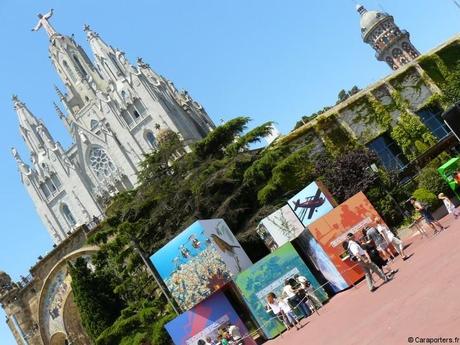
[11,10,215,244]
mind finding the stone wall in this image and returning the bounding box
[0,226,93,345]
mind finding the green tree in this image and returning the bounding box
[68,258,126,341]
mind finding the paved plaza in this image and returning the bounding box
[265,216,460,345]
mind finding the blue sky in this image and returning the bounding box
[0,0,458,343]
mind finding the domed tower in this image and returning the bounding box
[357,4,420,70]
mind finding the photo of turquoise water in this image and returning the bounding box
[234,243,328,339]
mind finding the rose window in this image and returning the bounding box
[89,147,117,181]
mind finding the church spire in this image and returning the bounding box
[84,24,128,80]
[12,95,57,154]
[12,95,39,129]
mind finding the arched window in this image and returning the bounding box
[133,99,146,115]
[121,110,133,126]
[40,183,51,198]
[40,174,61,199]
[386,56,397,70]
[61,203,76,226]
[402,42,419,59]
[109,53,124,75]
[392,48,407,65]
[73,55,88,77]
[145,131,157,148]
[103,60,117,79]
[392,48,403,59]
[88,146,117,181]
[62,60,76,81]
[90,119,99,130]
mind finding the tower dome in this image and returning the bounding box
[357,5,390,38]
[356,4,420,70]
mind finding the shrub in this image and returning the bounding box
[412,188,440,208]
[417,167,450,196]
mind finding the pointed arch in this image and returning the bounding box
[144,130,157,149]
[61,203,76,227]
[90,119,99,130]
[73,54,88,77]
[62,60,76,81]
[109,53,124,76]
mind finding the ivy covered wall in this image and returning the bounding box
[280,36,460,163]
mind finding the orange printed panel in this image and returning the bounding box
[308,192,383,285]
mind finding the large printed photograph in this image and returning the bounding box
[257,205,305,249]
[150,219,252,311]
[234,243,328,339]
[308,192,381,285]
[165,292,256,345]
[295,230,348,293]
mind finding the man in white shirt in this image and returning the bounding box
[346,232,391,292]
[374,217,408,260]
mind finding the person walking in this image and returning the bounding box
[410,197,446,235]
[345,233,391,292]
[373,217,409,260]
[438,193,459,220]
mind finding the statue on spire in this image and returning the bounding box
[32,9,57,37]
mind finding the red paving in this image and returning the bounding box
[264,217,460,345]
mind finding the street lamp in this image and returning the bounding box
[366,164,406,219]
[130,238,181,315]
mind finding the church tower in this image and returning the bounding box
[12,96,103,243]
[11,10,215,243]
[356,4,420,70]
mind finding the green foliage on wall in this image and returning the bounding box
[367,95,392,129]
[419,54,448,85]
[440,62,460,106]
[390,112,437,161]
[436,42,460,70]
[313,115,355,157]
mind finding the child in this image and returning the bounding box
[438,193,459,219]
[266,292,300,330]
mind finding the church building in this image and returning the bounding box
[11,10,215,244]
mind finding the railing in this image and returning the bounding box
[17,274,33,289]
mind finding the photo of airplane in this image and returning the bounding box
[288,182,334,227]
[292,188,325,222]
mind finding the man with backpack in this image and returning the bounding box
[345,232,391,292]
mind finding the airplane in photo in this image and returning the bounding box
[292,188,325,222]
